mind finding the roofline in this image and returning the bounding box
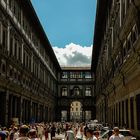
[91,0,108,72]
[22,0,61,71]
[61,67,91,71]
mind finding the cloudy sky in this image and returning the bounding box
[31,0,97,66]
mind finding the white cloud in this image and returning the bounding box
[53,43,92,66]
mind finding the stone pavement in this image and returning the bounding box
[43,133,86,140]
[42,133,65,140]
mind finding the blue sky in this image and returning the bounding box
[31,0,97,66]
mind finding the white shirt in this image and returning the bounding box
[66,130,75,140]
[109,134,124,140]
[87,136,97,140]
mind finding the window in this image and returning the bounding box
[9,37,13,56]
[123,42,127,58]
[40,65,44,82]
[85,72,91,78]
[2,26,7,48]
[9,0,14,12]
[131,25,138,45]
[14,39,18,59]
[9,67,13,78]
[17,72,21,82]
[62,87,67,96]
[23,48,31,70]
[126,0,131,11]
[1,63,6,73]
[14,69,17,80]
[126,34,131,52]
[73,87,80,96]
[18,44,21,61]
[121,0,126,24]
[70,72,74,78]
[69,72,83,79]
[62,72,68,78]
[85,87,91,96]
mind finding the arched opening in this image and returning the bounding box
[70,101,82,122]
[61,110,67,122]
[85,111,91,121]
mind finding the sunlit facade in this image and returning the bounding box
[92,0,140,138]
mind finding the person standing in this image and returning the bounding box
[84,124,89,137]
[65,126,75,140]
[109,127,124,140]
[50,124,56,140]
[44,127,49,140]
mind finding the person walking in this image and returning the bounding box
[16,125,30,140]
[86,129,97,140]
[28,129,39,140]
[50,124,56,140]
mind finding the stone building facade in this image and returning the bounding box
[0,0,61,126]
[57,67,95,122]
[92,0,140,137]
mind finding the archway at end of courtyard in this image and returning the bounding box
[70,101,92,122]
[70,101,82,122]
[60,101,92,122]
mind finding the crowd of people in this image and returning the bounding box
[0,122,124,140]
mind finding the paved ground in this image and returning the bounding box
[43,132,86,140]
[42,133,65,140]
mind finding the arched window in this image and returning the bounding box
[62,72,68,78]
[61,87,67,96]
[73,87,80,96]
[85,87,91,96]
